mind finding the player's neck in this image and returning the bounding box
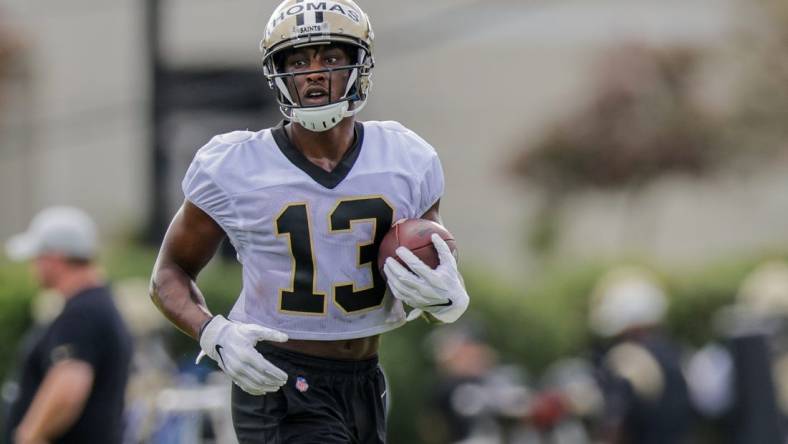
[287,118,356,173]
[54,266,103,300]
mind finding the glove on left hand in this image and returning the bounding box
[383,233,469,323]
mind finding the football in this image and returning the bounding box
[377,219,457,276]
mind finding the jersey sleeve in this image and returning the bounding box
[45,311,102,368]
[182,156,235,228]
[181,137,249,252]
[417,152,445,216]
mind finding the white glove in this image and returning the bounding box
[383,233,469,323]
[196,315,289,395]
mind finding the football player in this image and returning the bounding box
[149,0,469,442]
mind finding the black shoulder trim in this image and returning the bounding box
[271,121,364,189]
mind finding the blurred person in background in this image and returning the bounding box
[421,322,497,443]
[419,321,531,444]
[110,278,182,444]
[686,261,788,444]
[149,0,470,442]
[1,291,63,437]
[587,267,692,444]
[3,206,132,444]
[528,357,600,444]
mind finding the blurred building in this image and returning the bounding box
[0,1,149,239]
[3,0,786,279]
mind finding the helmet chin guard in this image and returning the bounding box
[290,94,370,131]
[292,101,349,132]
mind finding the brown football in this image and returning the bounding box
[377,219,457,276]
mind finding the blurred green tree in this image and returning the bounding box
[513,44,716,192]
[511,44,720,254]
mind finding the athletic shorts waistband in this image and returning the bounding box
[256,342,379,375]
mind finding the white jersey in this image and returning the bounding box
[182,120,444,340]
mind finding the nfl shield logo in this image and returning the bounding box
[295,376,309,393]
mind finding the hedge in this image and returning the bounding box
[0,244,775,442]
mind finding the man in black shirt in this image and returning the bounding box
[4,206,132,444]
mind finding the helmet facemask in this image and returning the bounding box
[263,44,374,132]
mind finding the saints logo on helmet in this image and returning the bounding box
[260,0,374,132]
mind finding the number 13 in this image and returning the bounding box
[275,196,394,315]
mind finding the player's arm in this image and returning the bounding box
[420,200,442,224]
[418,199,459,325]
[14,360,94,444]
[384,199,470,323]
[150,200,289,395]
[150,200,223,339]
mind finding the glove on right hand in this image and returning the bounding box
[196,315,289,395]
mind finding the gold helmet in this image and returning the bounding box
[588,266,668,337]
[737,261,788,317]
[260,0,374,131]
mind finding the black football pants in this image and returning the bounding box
[231,342,387,444]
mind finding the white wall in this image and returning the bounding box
[0,0,148,239]
[3,0,779,281]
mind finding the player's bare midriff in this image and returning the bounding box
[270,335,380,360]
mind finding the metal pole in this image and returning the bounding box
[146,0,167,243]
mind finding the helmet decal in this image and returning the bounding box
[265,1,365,46]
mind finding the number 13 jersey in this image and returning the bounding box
[182,120,444,340]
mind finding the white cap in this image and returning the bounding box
[5,206,98,261]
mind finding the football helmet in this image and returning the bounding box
[588,266,668,337]
[737,261,788,317]
[260,0,374,132]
